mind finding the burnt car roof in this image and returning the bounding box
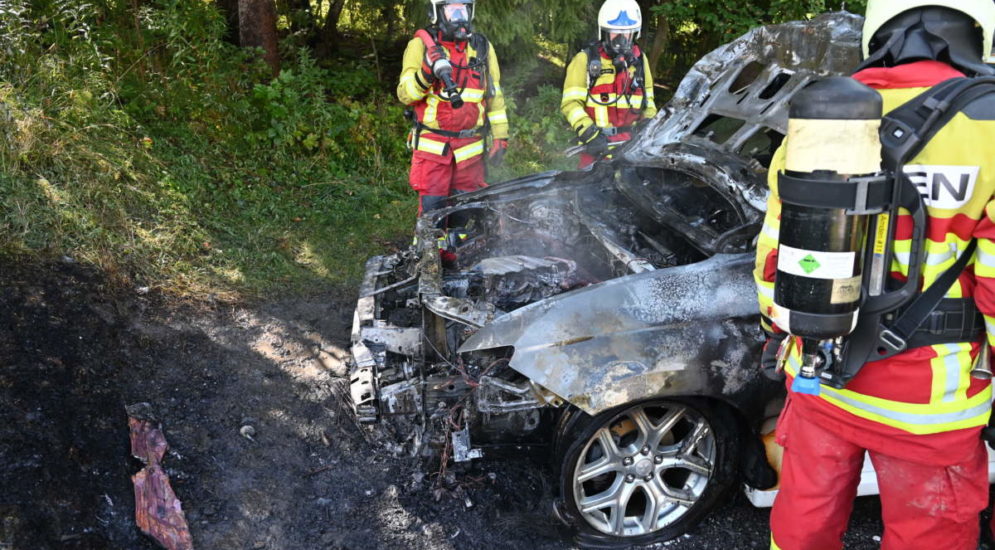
[626,11,863,168]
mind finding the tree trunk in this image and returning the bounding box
[315,0,347,58]
[324,0,347,36]
[647,12,670,83]
[130,0,148,79]
[239,0,281,75]
[215,0,240,44]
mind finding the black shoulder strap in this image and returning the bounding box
[470,33,495,99]
[873,77,995,351]
[583,41,600,61]
[470,32,489,65]
[880,77,995,170]
[584,42,602,90]
[633,49,648,112]
[881,240,977,346]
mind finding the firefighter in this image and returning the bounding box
[397,0,509,214]
[561,0,657,168]
[754,2,995,549]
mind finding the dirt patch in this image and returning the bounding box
[0,260,570,550]
[0,259,897,550]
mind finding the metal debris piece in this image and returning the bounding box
[239,425,256,440]
[451,425,483,463]
[476,376,543,414]
[359,326,423,356]
[128,410,193,550]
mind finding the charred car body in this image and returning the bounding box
[349,13,864,545]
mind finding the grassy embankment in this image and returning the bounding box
[0,3,573,299]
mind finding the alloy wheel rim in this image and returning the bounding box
[571,403,716,537]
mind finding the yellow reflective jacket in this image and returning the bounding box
[561,44,657,144]
[397,32,508,164]
[754,61,995,464]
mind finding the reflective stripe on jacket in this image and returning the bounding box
[753,60,995,464]
[397,33,508,164]
[560,45,657,144]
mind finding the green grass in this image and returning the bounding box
[0,88,416,298]
[0,3,579,299]
[0,55,414,297]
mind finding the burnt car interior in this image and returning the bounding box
[451,177,715,279]
[357,173,736,452]
[615,165,761,255]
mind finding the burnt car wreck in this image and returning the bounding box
[349,13,864,545]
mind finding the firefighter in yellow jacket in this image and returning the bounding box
[755,1,995,548]
[397,0,508,214]
[561,0,657,168]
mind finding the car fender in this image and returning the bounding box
[458,253,769,416]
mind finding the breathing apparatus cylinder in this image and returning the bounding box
[772,77,884,395]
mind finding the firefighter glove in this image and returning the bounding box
[584,134,609,156]
[577,124,600,144]
[761,333,788,382]
[577,125,608,156]
[489,139,508,166]
[424,44,447,77]
[984,414,995,451]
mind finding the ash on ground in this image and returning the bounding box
[1,260,898,549]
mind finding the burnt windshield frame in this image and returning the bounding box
[614,165,747,255]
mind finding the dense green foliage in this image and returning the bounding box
[0,0,864,296]
[0,0,413,294]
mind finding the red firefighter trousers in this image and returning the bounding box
[409,151,485,212]
[770,398,988,550]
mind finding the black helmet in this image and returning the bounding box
[860,4,995,75]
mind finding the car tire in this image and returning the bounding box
[556,398,739,548]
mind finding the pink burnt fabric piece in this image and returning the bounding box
[129,416,193,550]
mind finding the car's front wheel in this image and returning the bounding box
[556,399,739,547]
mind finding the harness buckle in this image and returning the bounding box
[846,174,889,215]
[878,329,907,354]
[925,311,944,335]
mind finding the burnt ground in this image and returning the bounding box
[0,259,948,550]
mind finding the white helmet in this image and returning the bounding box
[862,0,995,62]
[598,0,641,37]
[598,0,641,57]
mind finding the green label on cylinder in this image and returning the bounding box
[799,255,821,274]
